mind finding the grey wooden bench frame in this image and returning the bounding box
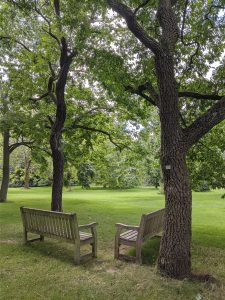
[115,208,165,264]
[20,207,97,265]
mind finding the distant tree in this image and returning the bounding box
[0,86,34,202]
[77,161,95,189]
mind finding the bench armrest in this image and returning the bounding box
[115,223,140,231]
[79,222,98,229]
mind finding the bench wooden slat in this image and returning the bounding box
[20,207,97,264]
[120,230,138,241]
[79,232,93,241]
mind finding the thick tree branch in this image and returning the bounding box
[184,96,225,149]
[69,124,129,151]
[9,141,34,153]
[134,0,151,15]
[125,85,156,106]
[178,91,224,101]
[126,81,159,106]
[107,0,161,55]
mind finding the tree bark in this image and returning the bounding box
[49,53,74,211]
[0,131,10,202]
[50,111,66,212]
[158,152,192,278]
[154,53,192,278]
[49,0,75,211]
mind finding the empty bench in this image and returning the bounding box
[115,208,165,264]
[20,207,97,264]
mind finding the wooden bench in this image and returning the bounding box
[114,208,165,264]
[20,207,97,265]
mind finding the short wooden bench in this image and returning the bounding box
[20,207,97,265]
[115,208,165,264]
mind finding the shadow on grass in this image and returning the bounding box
[21,239,97,266]
[128,236,161,265]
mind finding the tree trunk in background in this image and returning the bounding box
[24,156,31,189]
[0,131,10,202]
[50,127,65,212]
[49,0,75,211]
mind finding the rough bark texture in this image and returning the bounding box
[0,131,10,202]
[50,108,66,212]
[155,53,192,278]
[107,0,225,279]
[49,52,74,211]
[50,0,75,211]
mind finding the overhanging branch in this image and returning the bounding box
[179,91,224,101]
[9,141,34,153]
[184,96,225,149]
[126,81,159,107]
[134,0,151,15]
[107,0,161,55]
[68,124,130,151]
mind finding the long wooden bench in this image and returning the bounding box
[114,208,165,264]
[20,207,97,265]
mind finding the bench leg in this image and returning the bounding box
[114,235,120,259]
[91,228,97,258]
[23,230,28,245]
[74,244,80,265]
[136,244,142,264]
[91,242,97,258]
[40,235,44,242]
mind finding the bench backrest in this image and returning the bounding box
[20,207,79,242]
[139,208,165,240]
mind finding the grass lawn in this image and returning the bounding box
[0,186,225,300]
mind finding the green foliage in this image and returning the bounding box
[9,166,51,188]
[192,180,211,192]
[188,122,225,190]
[77,161,95,189]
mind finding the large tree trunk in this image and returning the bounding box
[0,131,10,202]
[156,55,192,278]
[158,153,192,278]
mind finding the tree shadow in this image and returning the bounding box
[20,238,96,266]
[127,236,161,265]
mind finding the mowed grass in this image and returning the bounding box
[0,187,225,300]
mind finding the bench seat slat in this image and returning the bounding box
[79,232,93,241]
[120,230,138,241]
